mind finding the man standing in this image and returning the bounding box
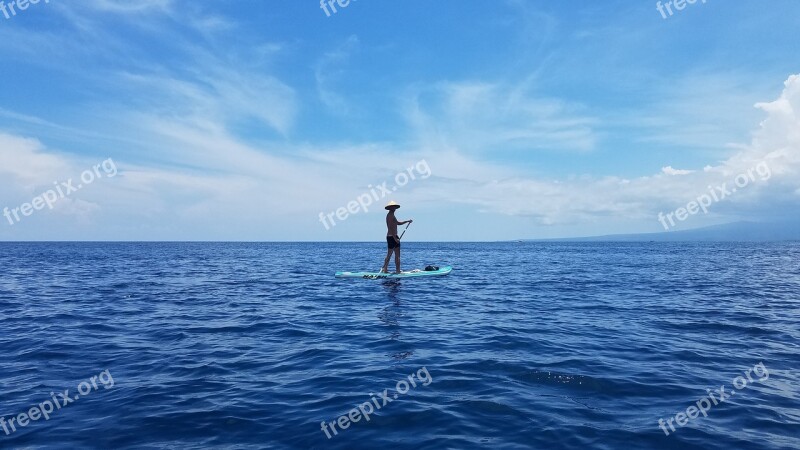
[381,201,412,273]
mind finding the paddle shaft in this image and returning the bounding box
[399,222,411,240]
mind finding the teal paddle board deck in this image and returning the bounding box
[335,266,452,279]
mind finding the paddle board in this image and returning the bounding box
[335,266,452,279]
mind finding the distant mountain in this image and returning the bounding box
[528,221,800,242]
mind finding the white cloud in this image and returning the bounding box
[624,72,770,153]
[5,73,798,238]
[431,74,800,226]
[111,59,298,136]
[662,166,694,176]
[315,35,359,114]
[0,134,71,187]
[405,81,597,154]
[83,0,173,14]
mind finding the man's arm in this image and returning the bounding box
[398,219,413,225]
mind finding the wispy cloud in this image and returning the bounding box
[404,81,598,154]
[83,0,173,14]
[315,35,360,115]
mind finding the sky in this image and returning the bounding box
[0,0,798,241]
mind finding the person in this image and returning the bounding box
[381,201,412,273]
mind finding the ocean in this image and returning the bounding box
[1,242,798,449]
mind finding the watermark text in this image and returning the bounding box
[658,362,768,436]
[320,367,432,439]
[319,159,431,230]
[656,0,707,20]
[1,369,114,437]
[3,158,118,226]
[1,0,50,21]
[658,161,771,230]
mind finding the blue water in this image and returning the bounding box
[1,242,798,449]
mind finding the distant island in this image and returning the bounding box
[524,221,800,242]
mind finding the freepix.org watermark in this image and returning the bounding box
[0,0,49,20]
[658,161,771,231]
[318,159,431,230]
[320,367,433,440]
[3,158,118,226]
[658,362,769,436]
[1,369,114,438]
[656,0,706,20]
[320,0,356,17]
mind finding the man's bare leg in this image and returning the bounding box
[394,248,401,273]
[381,248,393,273]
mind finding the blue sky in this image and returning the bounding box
[1,0,799,240]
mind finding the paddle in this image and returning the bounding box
[399,221,411,239]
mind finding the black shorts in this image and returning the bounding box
[387,236,400,249]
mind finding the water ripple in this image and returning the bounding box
[0,242,798,449]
